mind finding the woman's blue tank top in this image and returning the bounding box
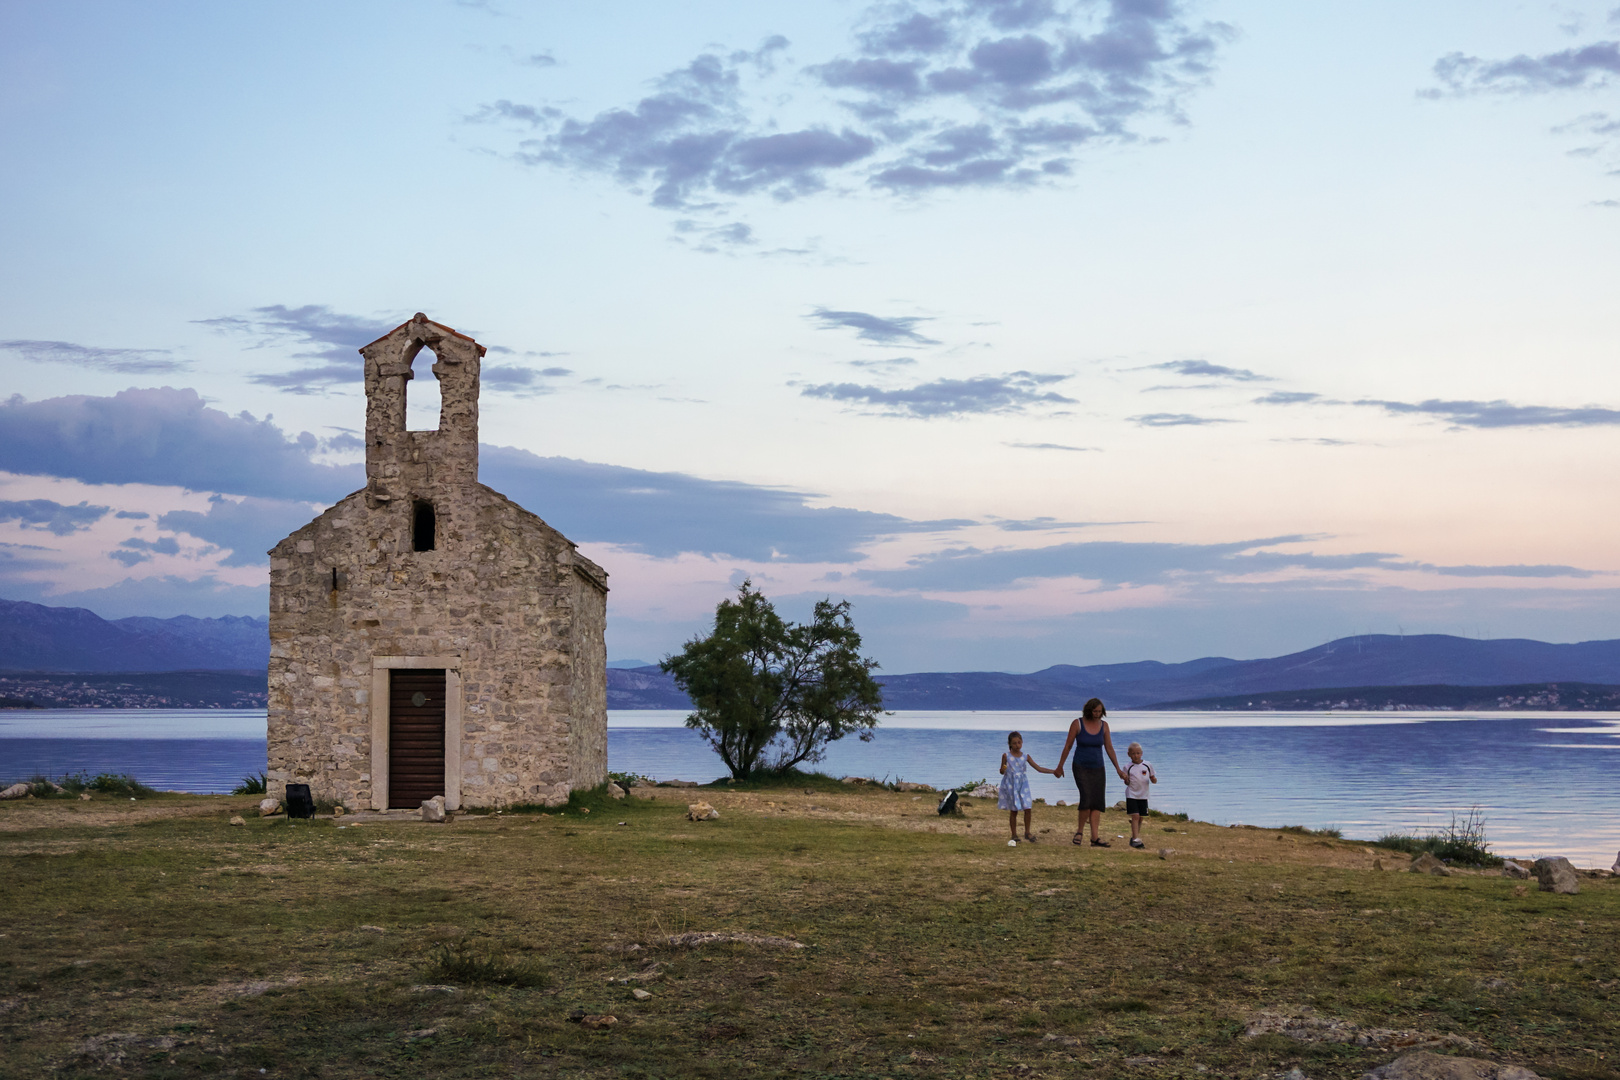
[1073,722,1105,768]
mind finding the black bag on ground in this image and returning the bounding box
[285,783,316,820]
[937,790,959,816]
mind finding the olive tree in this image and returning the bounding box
[660,581,884,780]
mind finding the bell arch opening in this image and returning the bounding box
[405,344,441,432]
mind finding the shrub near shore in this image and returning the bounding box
[0,785,1614,1080]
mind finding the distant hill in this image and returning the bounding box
[6,597,1619,712]
[1105,634,1620,708]
[609,634,1620,710]
[608,665,692,709]
[0,670,267,709]
[0,599,269,672]
[1149,681,1620,712]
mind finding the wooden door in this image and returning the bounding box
[389,668,446,808]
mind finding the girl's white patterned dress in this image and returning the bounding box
[998,752,1034,811]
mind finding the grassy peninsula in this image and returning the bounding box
[0,782,1614,1080]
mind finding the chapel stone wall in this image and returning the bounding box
[266,314,608,811]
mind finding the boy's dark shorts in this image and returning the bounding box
[1126,797,1148,816]
[1074,768,1107,811]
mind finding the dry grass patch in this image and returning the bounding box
[0,786,1615,1079]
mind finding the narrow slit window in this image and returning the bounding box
[412,501,436,552]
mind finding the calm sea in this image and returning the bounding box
[2,709,1616,867]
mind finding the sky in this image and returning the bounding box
[2,0,1619,674]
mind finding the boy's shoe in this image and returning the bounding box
[1090,838,1110,847]
[1130,838,1145,849]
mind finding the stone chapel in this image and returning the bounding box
[266,313,608,811]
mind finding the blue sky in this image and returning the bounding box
[2,0,1619,672]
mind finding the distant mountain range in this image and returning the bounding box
[0,599,269,672]
[1152,681,1620,712]
[0,670,267,709]
[608,633,1620,710]
[5,597,1620,711]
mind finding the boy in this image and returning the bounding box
[1123,742,1157,849]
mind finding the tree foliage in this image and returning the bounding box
[660,581,884,780]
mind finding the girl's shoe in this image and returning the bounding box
[1090,838,1110,847]
[1023,834,1037,843]
[1129,838,1145,849]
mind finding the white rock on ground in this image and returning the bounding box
[258,798,282,817]
[421,796,447,823]
[686,801,719,821]
[0,783,31,800]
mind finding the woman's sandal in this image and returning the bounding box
[1071,833,1087,845]
[1090,838,1111,847]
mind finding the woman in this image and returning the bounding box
[1055,697,1126,847]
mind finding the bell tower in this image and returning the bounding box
[360,313,485,513]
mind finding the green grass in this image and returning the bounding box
[422,940,553,989]
[0,791,1613,1080]
[17,771,159,799]
[230,772,268,796]
[1377,808,1503,868]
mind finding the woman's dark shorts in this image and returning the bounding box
[1074,768,1107,811]
[1126,797,1148,816]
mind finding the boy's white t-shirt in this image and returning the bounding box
[1124,761,1155,799]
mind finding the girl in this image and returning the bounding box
[999,730,1057,844]
[1055,697,1126,847]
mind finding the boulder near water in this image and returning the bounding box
[1532,857,1579,894]
[0,783,30,800]
[1500,860,1530,880]
[686,801,720,821]
[1409,853,1450,876]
